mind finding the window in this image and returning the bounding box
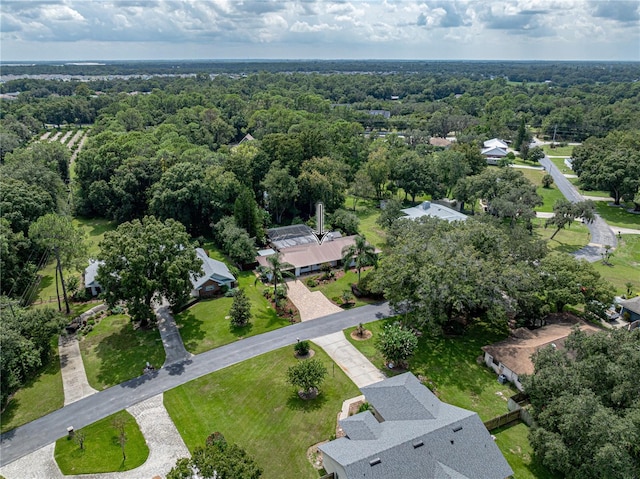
[205,285,216,292]
[492,356,499,366]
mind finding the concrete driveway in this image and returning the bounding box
[286,279,342,321]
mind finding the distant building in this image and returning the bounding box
[319,372,513,479]
[401,201,467,222]
[482,138,509,165]
[367,110,391,119]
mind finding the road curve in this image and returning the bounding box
[0,302,392,466]
[539,156,617,261]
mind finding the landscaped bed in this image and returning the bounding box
[54,410,148,474]
[79,313,165,390]
[164,345,360,479]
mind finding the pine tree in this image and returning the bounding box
[229,288,252,328]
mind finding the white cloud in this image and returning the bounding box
[0,0,637,60]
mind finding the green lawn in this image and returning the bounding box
[308,269,376,308]
[0,338,64,433]
[175,271,289,355]
[593,235,640,295]
[345,320,517,420]
[493,422,562,479]
[542,144,575,157]
[79,314,166,390]
[73,216,117,257]
[344,196,386,248]
[345,320,559,478]
[595,201,640,229]
[532,218,591,254]
[515,168,564,213]
[164,346,360,479]
[54,410,148,474]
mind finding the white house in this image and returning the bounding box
[483,138,508,150]
[400,201,467,222]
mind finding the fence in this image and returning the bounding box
[483,409,521,431]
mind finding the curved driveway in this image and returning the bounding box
[0,302,391,467]
[539,156,617,261]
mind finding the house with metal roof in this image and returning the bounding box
[319,373,513,479]
[84,259,104,296]
[401,201,467,222]
[190,248,237,297]
[84,248,236,298]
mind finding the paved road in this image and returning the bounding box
[539,156,617,262]
[0,302,392,466]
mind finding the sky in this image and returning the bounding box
[1,0,639,62]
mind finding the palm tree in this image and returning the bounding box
[255,252,295,298]
[341,235,377,283]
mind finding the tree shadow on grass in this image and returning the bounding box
[286,391,328,413]
[229,322,254,338]
[91,322,165,389]
[175,311,206,353]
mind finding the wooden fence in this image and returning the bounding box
[483,409,521,431]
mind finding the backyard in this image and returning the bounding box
[344,319,560,479]
[164,346,360,479]
[79,313,166,390]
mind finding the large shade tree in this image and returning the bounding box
[521,328,640,479]
[97,216,201,326]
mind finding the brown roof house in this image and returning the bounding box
[319,373,513,479]
[481,315,600,391]
[256,225,377,277]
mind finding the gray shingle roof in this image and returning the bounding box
[84,259,104,287]
[319,373,513,479]
[191,248,235,290]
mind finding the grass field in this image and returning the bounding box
[532,218,590,254]
[175,271,290,355]
[542,144,575,157]
[493,422,562,479]
[164,346,360,479]
[79,314,165,390]
[0,339,64,434]
[595,201,640,229]
[344,197,386,248]
[515,168,564,213]
[344,320,560,478]
[593,235,640,295]
[54,411,148,474]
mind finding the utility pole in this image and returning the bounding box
[552,124,557,144]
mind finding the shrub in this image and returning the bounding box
[275,284,287,299]
[542,173,554,188]
[375,322,418,368]
[224,288,238,297]
[306,278,318,288]
[357,402,372,414]
[294,340,310,356]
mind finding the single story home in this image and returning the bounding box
[256,235,359,277]
[401,201,467,222]
[619,296,640,322]
[484,138,508,150]
[190,248,237,298]
[83,248,236,299]
[319,372,513,479]
[481,316,600,391]
[428,137,451,148]
[84,259,104,297]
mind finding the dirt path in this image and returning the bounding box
[286,279,342,321]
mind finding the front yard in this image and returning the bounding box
[593,235,640,295]
[164,345,360,479]
[79,313,165,390]
[0,338,64,433]
[175,271,290,354]
[307,269,378,308]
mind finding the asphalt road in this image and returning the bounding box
[539,156,617,261]
[0,302,392,466]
